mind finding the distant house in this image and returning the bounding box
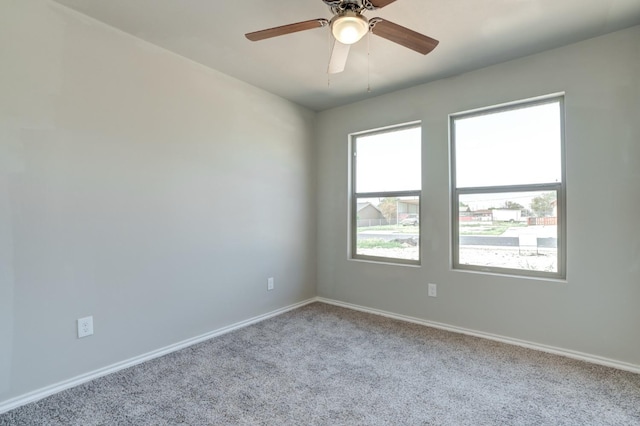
[491,209,522,222]
[459,209,492,222]
[397,198,419,220]
[357,202,385,221]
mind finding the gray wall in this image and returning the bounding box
[316,26,640,366]
[0,0,316,402]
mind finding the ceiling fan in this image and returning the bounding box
[245,0,439,74]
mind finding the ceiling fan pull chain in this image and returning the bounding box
[367,31,371,93]
[327,28,332,87]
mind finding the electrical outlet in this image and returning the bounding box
[77,316,94,338]
[267,277,274,291]
[428,283,437,298]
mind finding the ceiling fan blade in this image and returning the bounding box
[328,39,350,74]
[370,18,439,55]
[245,19,329,41]
[366,0,397,9]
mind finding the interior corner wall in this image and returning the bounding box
[316,25,640,367]
[0,0,316,403]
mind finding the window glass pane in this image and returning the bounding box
[356,126,421,193]
[458,191,558,273]
[455,102,562,188]
[356,196,419,261]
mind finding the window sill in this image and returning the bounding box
[350,257,421,268]
[451,266,567,283]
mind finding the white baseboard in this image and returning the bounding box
[316,297,640,375]
[0,298,317,415]
[3,296,637,414]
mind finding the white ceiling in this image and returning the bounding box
[53,0,640,111]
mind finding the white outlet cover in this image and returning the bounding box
[428,283,437,298]
[77,316,94,338]
[267,277,274,291]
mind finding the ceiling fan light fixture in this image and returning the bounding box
[331,11,369,45]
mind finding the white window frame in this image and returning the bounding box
[350,122,422,266]
[450,95,566,279]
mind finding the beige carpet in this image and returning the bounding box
[1,302,639,425]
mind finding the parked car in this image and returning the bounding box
[401,214,419,226]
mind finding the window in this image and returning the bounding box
[451,96,565,278]
[350,123,421,265]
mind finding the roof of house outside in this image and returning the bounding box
[357,202,382,213]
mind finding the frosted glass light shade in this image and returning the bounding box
[331,12,369,45]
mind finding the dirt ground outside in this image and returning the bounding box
[358,245,557,272]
